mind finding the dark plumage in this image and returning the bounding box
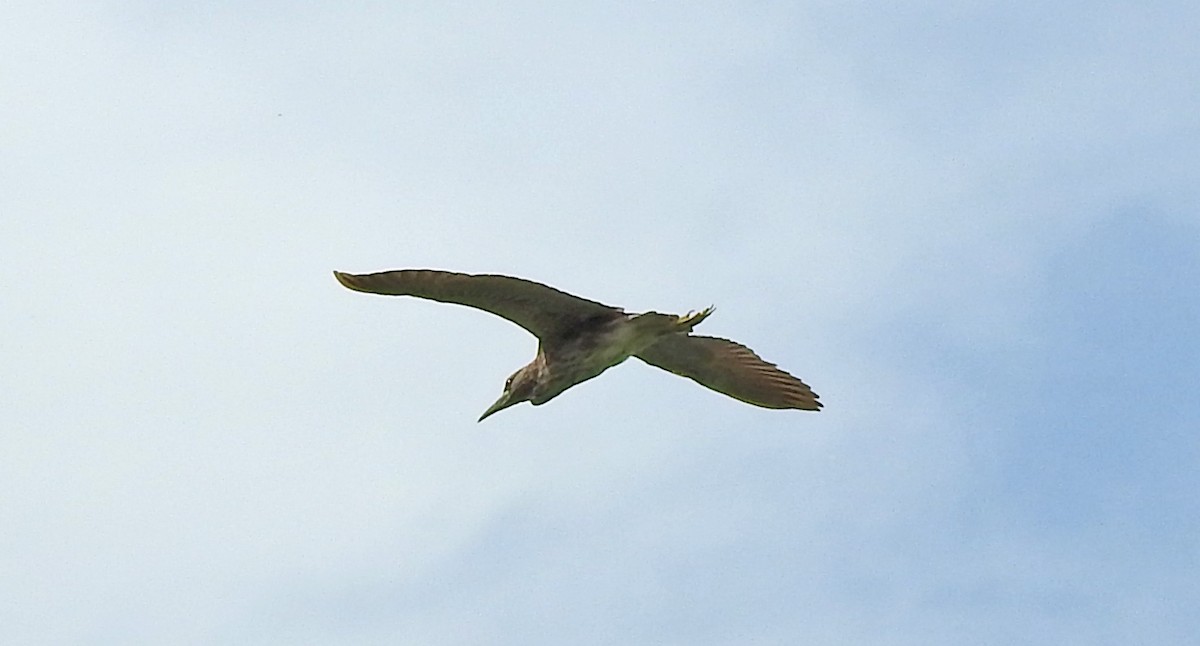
[334,269,821,420]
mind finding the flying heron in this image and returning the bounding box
[334,269,822,420]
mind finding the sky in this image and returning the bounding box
[2,1,1198,644]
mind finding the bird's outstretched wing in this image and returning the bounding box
[334,269,621,341]
[635,335,822,410]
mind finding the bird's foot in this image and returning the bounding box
[677,306,714,330]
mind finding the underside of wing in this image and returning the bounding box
[635,335,822,411]
[333,269,621,340]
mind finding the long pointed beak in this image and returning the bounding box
[478,392,517,422]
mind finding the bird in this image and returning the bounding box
[333,269,822,421]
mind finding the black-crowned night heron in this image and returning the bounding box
[334,269,822,421]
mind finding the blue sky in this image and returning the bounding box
[3,2,1198,644]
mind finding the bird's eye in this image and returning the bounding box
[505,376,514,390]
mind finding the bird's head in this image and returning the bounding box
[478,364,539,422]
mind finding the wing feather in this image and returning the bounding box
[333,269,620,341]
[635,335,822,410]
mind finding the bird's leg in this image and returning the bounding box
[630,306,714,337]
[676,306,714,331]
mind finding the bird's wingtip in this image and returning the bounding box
[333,270,355,289]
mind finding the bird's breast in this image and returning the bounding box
[532,316,652,403]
